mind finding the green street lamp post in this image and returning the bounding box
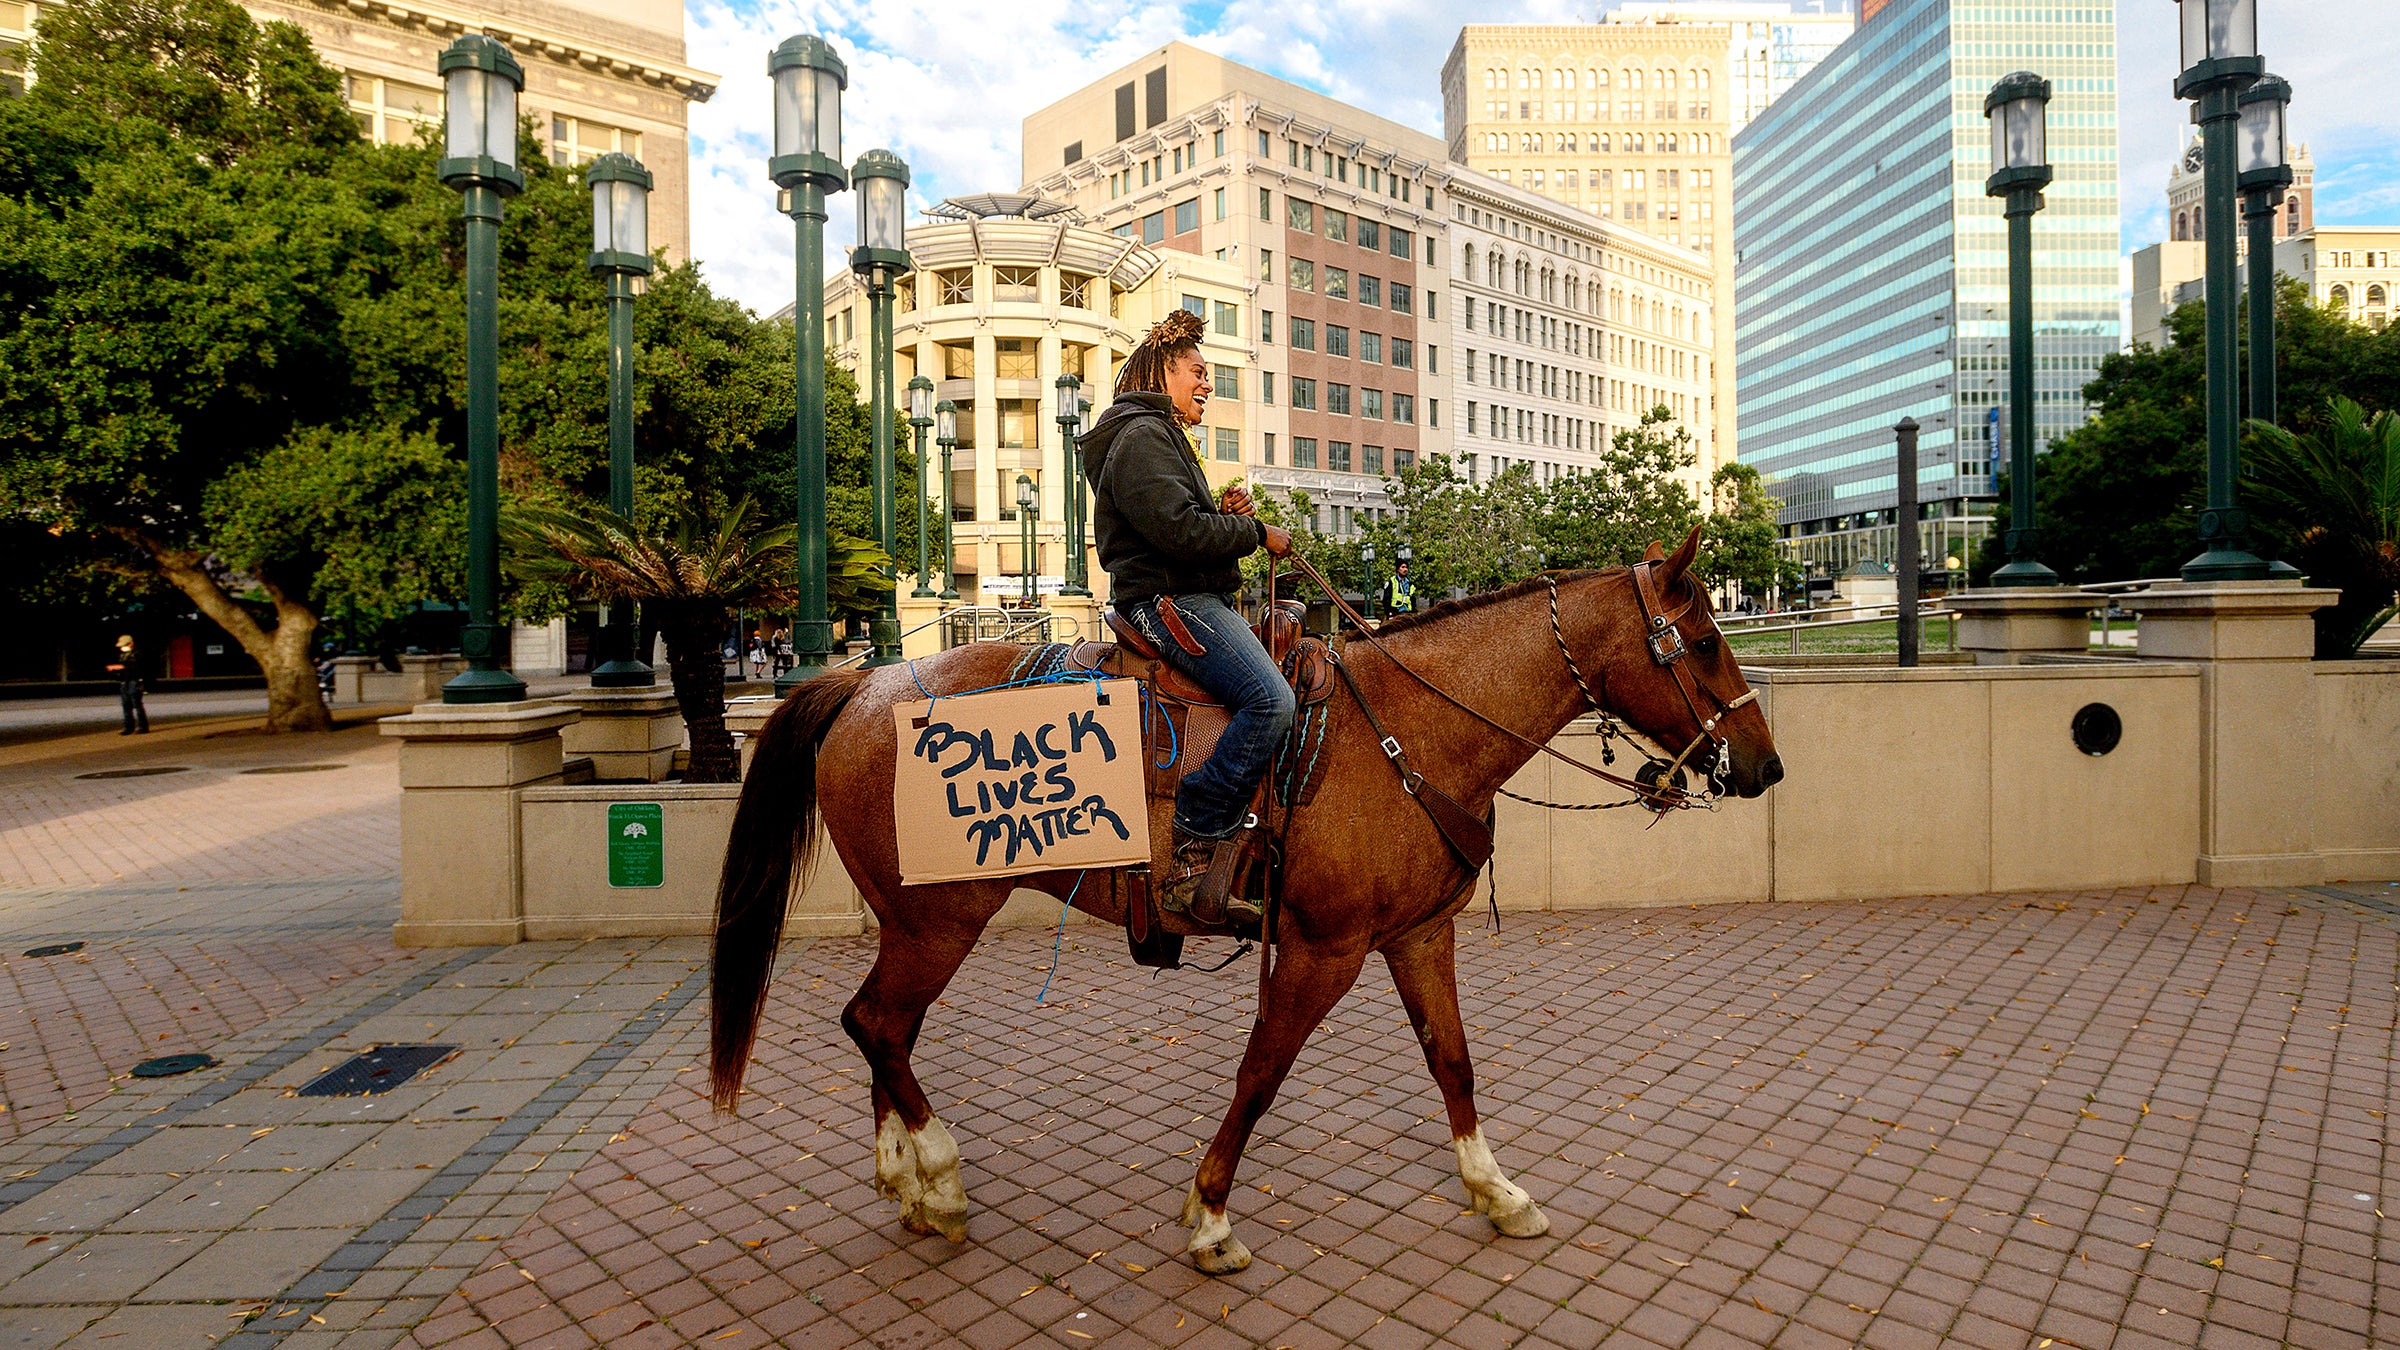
[849,148,912,667]
[437,35,529,704]
[2238,73,2292,428]
[586,151,656,687]
[934,399,960,600]
[2174,0,2270,581]
[907,375,937,599]
[768,35,847,690]
[1016,474,1039,605]
[1361,542,1378,620]
[1055,374,1091,596]
[1983,71,2058,587]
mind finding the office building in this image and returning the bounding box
[1730,0,2119,579]
[818,194,1250,599]
[1446,167,1721,490]
[1021,43,1454,536]
[1604,2,1856,133]
[1440,21,1737,461]
[2280,229,2400,329]
[2131,132,2312,349]
[3,0,715,260]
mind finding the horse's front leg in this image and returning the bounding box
[1182,934,1369,1274]
[1382,917,1550,1238]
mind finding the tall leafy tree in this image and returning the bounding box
[1541,405,1703,570]
[1699,461,1798,599]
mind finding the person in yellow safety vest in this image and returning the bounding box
[1383,559,1415,615]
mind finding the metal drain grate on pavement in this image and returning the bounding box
[297,1044,459,1097]
[74,766,190,780]
[239,763,348,775]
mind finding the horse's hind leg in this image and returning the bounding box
[1382,918,1550,1239]
[841,892,997,1243]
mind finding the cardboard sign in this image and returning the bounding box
[608,802,664,888]
[892,679,1151,884]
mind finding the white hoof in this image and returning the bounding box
[1455,1127,1549,1238]
[1182,1182,1252,1274]
[881,1114,970,1242]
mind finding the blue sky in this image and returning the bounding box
[681,0,2398,315]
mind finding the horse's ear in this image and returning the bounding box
[1656,524,1702,587]
[1643,540,1666,563]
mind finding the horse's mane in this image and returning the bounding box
[1366,567,1618,636]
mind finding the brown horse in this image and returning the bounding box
[710,527,1780,1274]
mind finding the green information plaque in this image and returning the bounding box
[608,802,664,888]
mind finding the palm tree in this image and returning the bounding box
[2247,399,2400,657]
[507,497,888,781]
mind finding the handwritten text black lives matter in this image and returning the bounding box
[910,707,1134,867]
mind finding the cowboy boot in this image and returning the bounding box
[1159,829,1264,927]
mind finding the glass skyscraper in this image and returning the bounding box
[1729,0,2118,577]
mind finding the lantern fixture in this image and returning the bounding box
[908,373,935,426]
[1054,372,1081,429]
[2237,73,2292,192]
[850,149,912,275]
[437,35,525,193]
[768,35,848,191]
[1983,71,2052,196]
[2174,0,2262,99]
[1017,475,1036,513]
[586,153,653,276]
[1077,396,1093,439]
[935,398,958,444]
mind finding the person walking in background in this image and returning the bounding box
[108,634,148,735]
[1383,559,1416,616]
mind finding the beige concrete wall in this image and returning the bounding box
[2315,660,2400,880]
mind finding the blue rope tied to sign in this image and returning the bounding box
[1036,870,1086,1004]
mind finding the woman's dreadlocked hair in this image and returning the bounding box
[1114,308,1208,409]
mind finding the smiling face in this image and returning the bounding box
[1164,348,1209,426]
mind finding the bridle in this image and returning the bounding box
[1549,565,1760,810]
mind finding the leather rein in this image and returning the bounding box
[1278,551,1754,815]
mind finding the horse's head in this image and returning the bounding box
[1599,526,1782,800]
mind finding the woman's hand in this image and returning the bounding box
[1218,485,1255,517]
[1260,524,1293,557]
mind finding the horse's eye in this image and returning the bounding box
[1693,636,1720,658]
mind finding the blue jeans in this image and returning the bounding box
[1127,592,1295,839]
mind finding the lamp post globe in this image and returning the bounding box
[436,35,528,704]
[2174,0,2272,581]
[907,374,937,599]
[1055,372,1090,597]
[584,152,657,687]
[849,148,912,667]
[1982,71,2057,588]
[934,399,959,601]
[2239,73,2293,431]
[767,34,847,691]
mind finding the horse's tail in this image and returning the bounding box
[710,666,868,1112]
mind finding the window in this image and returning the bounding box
[1328,384,1352,415]
[1288,198,1315,232]
[1260,187,1273,221]
[1214,187,1226,221]
[1390,282,1413,315]
[992,266,1039,303]
[1214,300,1239,337]
[345,73,443,145]
[1325,267,1349,300]
[1293,437,1318,468]
[936,269,973,305]
[1329,441,1352,472]
[939,342,974,378]
[1116,81,1136,140]
[1260,249,1275,282]
[994,338,1038,380]
[1212,364,1241,400]
[1393,394,1415,425]
[1361,333,1382,364]
[1060,344,1086,379]
[1427,398,1437,429]
[1391,338,1413,370]
[1182,293,1207,319]
[1465,347,1477,383]
[1214,426,1240,461]
[1325,210,1348,243]
[1262,310,1274,344]
[1361,389,1383,420]
[1263,372,1276,404]
[1362,445,1384,475]
[1291,378,1318,410]
[1174,198,1199,234]
[1290,258,1315,292]
[998,398,1039,449]
[549,113,640,165]
[1326,325,1349,358]
[1141,212,1165,244]
[1214,129,1226,157]
[1060,272,1094,308]
[1291,318,1316,351]
[1357,219,1381,252]
[1262,432,1276,464]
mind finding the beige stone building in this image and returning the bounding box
[819,195,1250,603]
[1019,43,1455,539]
[1440,21,1736,461]
[2,0,715,260]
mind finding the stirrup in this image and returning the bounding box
[1161,823,1263,928]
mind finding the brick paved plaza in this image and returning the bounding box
[3,701,2399,1349]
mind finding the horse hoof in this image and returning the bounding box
[1179,1183,1208,1228]
[1488,1199,1551,1239]
[1191,1235,1252,1274]
[929,1204,969,1244]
